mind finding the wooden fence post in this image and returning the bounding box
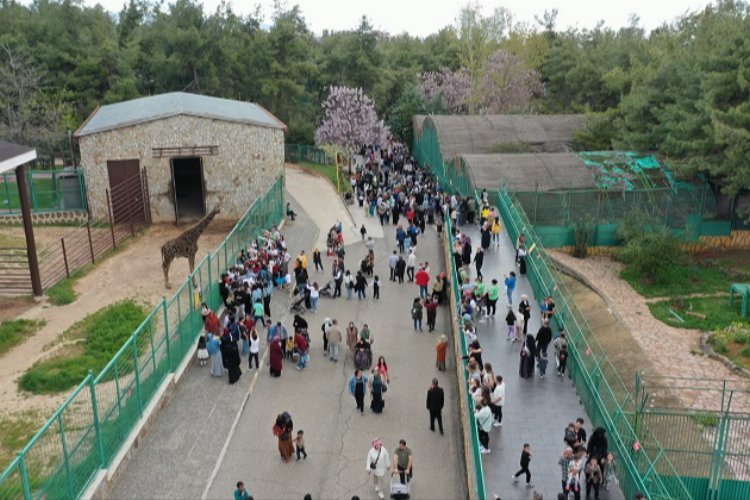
[86,222,95,263]
[106,189,116,248]
[61,238,70,278]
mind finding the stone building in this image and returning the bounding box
[75,92,286,224]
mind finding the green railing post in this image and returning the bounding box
[163,297,172,371]
[132,337,144,416]
[113,362,125,439]
[27,170,37,211]
[89,371,107,467]
[149,319,157,373]
[177,291,184,354]
[207,253,213,310]
[58,413,76,498]
[19,455,32,500]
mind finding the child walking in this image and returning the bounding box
[505,306,516,341]
[295,430,307,460]
[512,443,533,487]
[373,275,381,300]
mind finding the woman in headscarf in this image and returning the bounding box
[274,412,294,462]
[519,333,536,378]
[224,339,242,384]
[207,332,223,377]
[436,335,448,371]
[269,337,283,377]
[369,366,386,414]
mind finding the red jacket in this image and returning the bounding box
[415,270,430,286]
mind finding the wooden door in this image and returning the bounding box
[107,159,141,224]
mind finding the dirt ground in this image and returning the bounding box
[550,250,750,414]
[0,221,231,416]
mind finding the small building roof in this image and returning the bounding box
[0,140,37,174]
[426,114,586,160]
[75,92,286,137]
[459,153,597,192]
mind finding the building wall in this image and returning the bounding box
[78,115,284,222]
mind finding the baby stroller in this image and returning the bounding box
[343,191,354,205]
[319,280,334,298]
[390,473,410,499]
[290,288,306,314]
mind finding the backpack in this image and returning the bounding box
[559,349,568,362]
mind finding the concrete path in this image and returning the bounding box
[203,201,466,499]
[459,224,625,500]
[285,164,360,249]
[109,175,467,500]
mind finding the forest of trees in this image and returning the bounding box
[0,0,749,194]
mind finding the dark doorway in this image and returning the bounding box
[171,157,205,223]
[107,159,143,224]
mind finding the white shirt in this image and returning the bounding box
[407,253,416,268]
[366,446,391,477]
[491,383,505,407]
[249,335,260,354]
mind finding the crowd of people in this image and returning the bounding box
[200,139,625,500]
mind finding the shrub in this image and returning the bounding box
[616,213,685,284]
[573,222,595,258]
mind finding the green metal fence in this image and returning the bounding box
[0,169,87,214]
[284,144,335,165]
[444,215,487,500]
[0,175,284,500]
[495,185,693,500]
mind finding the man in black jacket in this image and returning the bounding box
[426,378,445,435]
[535,320,553,358]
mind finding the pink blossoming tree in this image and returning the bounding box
[314,86,390,164]
[417,68,471,113]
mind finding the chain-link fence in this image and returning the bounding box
[0,169,87,214]
[495,186,693,500]
[0,175,284,500]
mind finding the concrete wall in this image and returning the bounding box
[78,115,284,223]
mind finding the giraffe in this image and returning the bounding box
[161,207,220,288]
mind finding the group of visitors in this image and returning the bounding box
[558,419,616,500]
[197,227,290,384]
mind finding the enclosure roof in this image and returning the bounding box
[413,115,427,137]
[75,92,287,137]
[460,153,597,192]
[0,140,37,174]
[426,114,586,160]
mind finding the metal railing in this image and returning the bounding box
[284,144,335,165]
[495,185,692,500]
[444,215,487,500]
[0,169,86,214]
[0,176,285,500]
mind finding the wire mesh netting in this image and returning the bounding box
[0,176,285,500]
[0,169,87,214]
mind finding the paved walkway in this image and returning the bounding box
[460,225,625,500]
[110,174,467,499]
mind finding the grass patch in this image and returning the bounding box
[19,300,147,394]
[0,319,46,356]
[621,255,750,298]
[649,295,744,331]
[706,323,750,371]
[691,412,719,428]
[0,411,44,471]
[296,162,351,193]
[45,275,78,305]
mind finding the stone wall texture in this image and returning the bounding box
[78,115,284,223]
[0,210,89,226]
